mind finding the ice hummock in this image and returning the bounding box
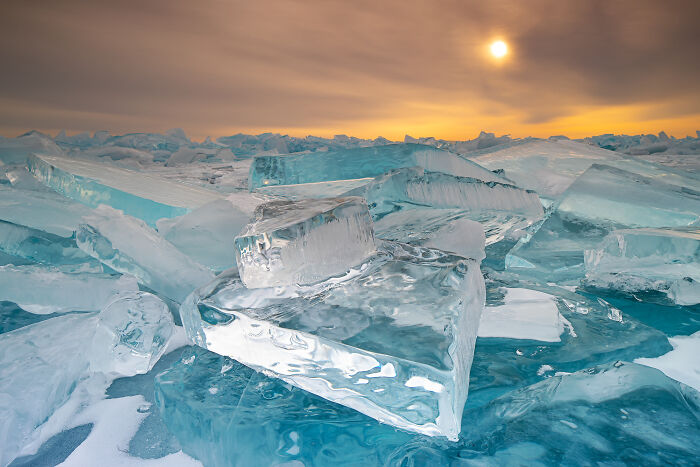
[77,205,214,302]
[0,265,138,314]
[235,197,376,289]
[584,228,699,305]
[506,164,700,282]
[181,241,484,439]
[249,143,506,191]
[90,291,175,377]
[28,154,222,226]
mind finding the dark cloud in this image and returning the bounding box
[0,0,698,138]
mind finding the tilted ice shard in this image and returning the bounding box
[249,143,505,191]
[364,168,544,247]
[0,313,97,466]
[90,291,174,376]
[0,220,95,266]
[157,199,252,272]
[155,346,415,467]
[469,139,699,201]
[76,205,215,302]
[584,228,699,305]
[0,185,92,237]
[0,265,138,314]
[181,241,485,439]
[28,154,222,226]
[506,164,700,282]
[235,197,376,289]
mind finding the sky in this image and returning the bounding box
[1,0,699,141]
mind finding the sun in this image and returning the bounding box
[490,40,508,59]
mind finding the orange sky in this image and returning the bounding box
[1,0,698,141]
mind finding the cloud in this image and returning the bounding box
[0,0,698,139]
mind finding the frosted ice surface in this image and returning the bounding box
[470,139,698,201]
[249,143,505,191]
[181,241,484,439]
[506,164,700,282]
[635,331,700,392]
[235,197,376,288]
[0,313,97,466]
[422,217,486,261]
[157,199,252,272]
[365,168,543,247]
[28,154,223,226]
[478,288,566,342]
[90,292,174,377]
[0,265,138,314]
[0,185,92,237]
[77,205,214,302]
[584,228,699,304]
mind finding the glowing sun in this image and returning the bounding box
[490,40,508,59]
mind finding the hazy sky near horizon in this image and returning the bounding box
[1,0,699,141]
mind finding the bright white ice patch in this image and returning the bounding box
[635,331,700,392]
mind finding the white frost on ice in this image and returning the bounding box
[635,331,700,392]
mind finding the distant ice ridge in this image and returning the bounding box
[249,143,505,191]
[28,154,222,227]
[506,164,700,282]
[235,197,376,289]
[182,240,484,440]
[584,228,699,305]
[77,205,214,302]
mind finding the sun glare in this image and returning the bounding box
[490,40,508,59]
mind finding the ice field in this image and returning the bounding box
[0,129,698,466]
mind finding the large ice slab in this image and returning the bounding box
[249,143,505,191]
[470,139,698,201]
[0,185,92,237]
[76,205,215,302]
[90,291,174,377]
[506,164,700,282]
[584,228,699,305]
[365,167,543,247]
[0,313,97,466]
[155,346,414,466]
[182,241,484,439]
[28,154,223,226]
[0,265,138,314]
[235,197,376,288]
[157,199,252,272]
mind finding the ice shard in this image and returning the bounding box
[155,347,413,467]
[234,197,376,288]
[0,313,97,466]
[364,168,544,247]
[0,220,95,267]
[181,241,484,439]
[0,185,92,237]
[90,291,174,376]
[584,228,699,305]
[249,143,505,192]
[28,154,222,226]
[506,164,700,282]
[0,265,138,314]
[76,205,215,302]
[157,199,252,272]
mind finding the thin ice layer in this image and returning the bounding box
[584,228,699,304]
[28,154,222,226]
[76,205,214,302]
[365,168,543,247]
[249,143,505,190]
[506,164,700,282]
[157,199,252,272]
[182,241,484,439]
[0,313,97,466]
[235,197,376,288]
[0,265,138,314]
